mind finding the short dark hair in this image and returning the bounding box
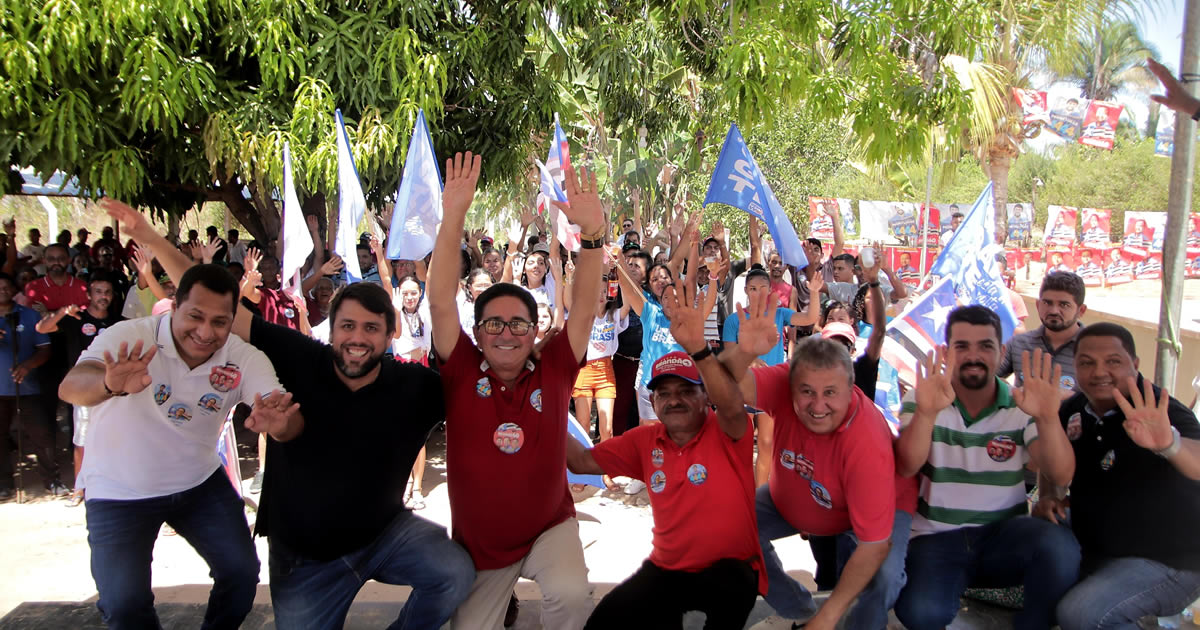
[228,229,239,238]
[806,237,823,250]
[1040,271,1085,306]
[356,243,371,252]
[789,336,854,385]
[951,212,964,220]
[0,272,15,287]
[821,300,853,326]
[175,264,240,313]
[329,281,397,335]
[86,270,115,289]
[44,243,70,257]
[1076,322,1137,358]
[945,305,1002,343]
[206,226,218,235]
[745,268,770,284]
[474,282,538,324]
[832,253,856,266]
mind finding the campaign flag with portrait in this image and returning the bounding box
[1079,209,1112,248]
[1044,206,1078,247]
[386,109,444,261]
[1078,101,1123,151]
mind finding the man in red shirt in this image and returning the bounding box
[429,153,607,630]
[24,243,88,314]
[565,270,765,628]
[720,292,915,630]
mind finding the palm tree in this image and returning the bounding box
[1050,19,1160,101]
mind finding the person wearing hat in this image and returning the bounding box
[566,273,765,629]
[73,227,92,260]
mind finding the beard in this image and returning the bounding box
[1043,315,1074,332]
[957,362,992,390]
[49,264,67,274]
[334,345,384,378]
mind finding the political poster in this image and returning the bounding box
[917,205,941,248]
[1103,248,1134,286]
[1155,110,1176,158]
[808,197,854,240]
[1048,96,1089,140]
[937,203,968,243]
[1045,249,1075,275]
[1188,214,1200,255]
[1188,254,1200,278]
[1121,212,1166,259]
[1074,248,1105,287]
[1078,101,1123,151]
[1012,88,1051,126]
[1007,203,1033,243]
[1079,209,1112,248]
[860,200,916,244]
[1135,252,1163,280]
[889,247,935,287]
[1045,206,1078,246]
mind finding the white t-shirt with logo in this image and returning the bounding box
[586,311,630,361]
[77,313,282,500]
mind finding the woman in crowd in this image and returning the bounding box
[392,274,433,509]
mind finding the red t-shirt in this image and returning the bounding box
[440,328,582,569]
[25,276,88,312]
[753,364,900,543]
[258,288,301,330]
[770,280,793,309]
[593,412,767,594]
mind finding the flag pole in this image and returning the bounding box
[918,141,935,282]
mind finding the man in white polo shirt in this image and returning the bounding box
[60,261,300,630]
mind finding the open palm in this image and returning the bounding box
[734,291,779,357]
[103,340,157,395]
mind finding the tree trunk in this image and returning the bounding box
[990,150,1012,244]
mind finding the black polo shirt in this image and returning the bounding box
[1060,379,1200,571]
[250,318,444,561]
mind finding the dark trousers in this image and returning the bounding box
[0,395,56,489]
[585,558,758,630]
[611,356,639,436]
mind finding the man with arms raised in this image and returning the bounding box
[566,263,764,629]
[1037,323,1200,629]
[61,209,297,628]
[429,153,606,629]
[107,199,474,630]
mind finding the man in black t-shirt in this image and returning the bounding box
[35,272,124,502]
[232,281,474,630]
[1035,322,1200,629]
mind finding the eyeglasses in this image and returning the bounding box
[477,317,534,336]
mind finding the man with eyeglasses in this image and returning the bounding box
[429,153,608,629]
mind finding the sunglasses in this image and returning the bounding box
[477,317,534,336]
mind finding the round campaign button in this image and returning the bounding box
[779,449,795,470]
[81,323,98,336]
[649,470,667,493]
[493,422,524,454]
[529,388,543,413]
[986,435,1017,462]
[687,463,708,485]
[810,480,833,509]
[283,307,295,320]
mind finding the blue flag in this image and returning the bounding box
[566,413,604,488]
[335,109,367,283]
[703,124,806,269]
[386,109,443,261]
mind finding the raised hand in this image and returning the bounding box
[663,259,718,354]
[915,347,956,414]
[102,340,158,395]
[198,239,219,264]
[519,208,534,228]
[4,218,15,239]
[131,246,155,276]
[244,247,262,273]
[732,289,780,358]
[320,254,344,275]
[1147,58,1200,116]
[861,243,882,283]
[368,234,382,256]
[60,304,82,320]
[1115,376,1175,451]
[101,198,157,242]
[306,214,320,234]
[1011,349,1063,420]
[877,242,894,273]
[243,390,301,438]
[807,270,825,296]
[711,220,726,243]
[442,152,483,222]
[240,268,262,298]
[551,164,606,234]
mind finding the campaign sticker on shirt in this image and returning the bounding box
[166,403,192,426]
[153,384,171,406]
[687,463,708,485]
[283,307,295,320]
[1100,449,1116,471]
[476,377,492,398]
[81,323,98,336]
[493,422,525,454]
[779,449,796,470]
[810,480,833,509]
[1060,374,1076,391]
[986,435,1017,462]
[795,454,815,480]
[197,393,223,414]
[1067,412,1083,441]
[15,324,24,333]
[649,470,667,493]
[650,448,664,467]
[209,362,242,393]
[529,389,543,413]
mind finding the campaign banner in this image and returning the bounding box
[1135,253,1163,280]
[1074,248,1105,287]
[1045,249,1075,275]
[860,200,916,244]
[1121,212,1166,259]
[1155,110,1176,158]
[916,205,941,248]
[1044,206,1078,246]
[1048,96,1089,140]
[1018,249,1042,268]
[1012,88,1051,126]
[1103,248,1134,285]
[1078,101,1123,151]
[889,247,935,287]
[1007,203,1033,243]
[1079,209,1112,248]
[808,197,854,240]
[1188,254,1200,278]
[1188,214,1200,255]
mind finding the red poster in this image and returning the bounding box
[1121,216,1154,259]
[1074,248,1105,287]
[808,197,838,240]
[1006,248,1021,270]
[1012,88,1051,126]
[1078,101,1123,151]
[1135,253,1162,280]
[1045,249,1075,275]
[915,206,941,248]
[1188,254,1200,278]
[1045,206,1078,246]
[1103,248,1134,285]
[1080,209,1111,248]
[1188,214,1200,255]
[888,247,934,287]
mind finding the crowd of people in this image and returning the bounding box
[1,61,1198,630]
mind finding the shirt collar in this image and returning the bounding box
[1036,323,1081,350]
[480,358,536,374]
[954,378,1016,425]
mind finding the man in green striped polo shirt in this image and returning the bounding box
[893,305,1080,630]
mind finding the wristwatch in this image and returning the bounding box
[1155,426,1182,459]
[104,381,129,398]
[580,226,608,250]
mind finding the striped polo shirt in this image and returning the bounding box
[901,380,1038,537]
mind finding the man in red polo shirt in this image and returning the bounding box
[429,153,607,630]
[25,243,88,313]
[565,272,765,628]
[720,292,915,630]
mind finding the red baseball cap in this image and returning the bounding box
[820,322,858,346]
[647,351,704,390]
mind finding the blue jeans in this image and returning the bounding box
[895,516,1081,630]
[85,469,259,630]
[1057,556,1200,630]
[756,484,911,629]
[268,511,474,630]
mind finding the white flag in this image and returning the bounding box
[280,143,312,290]
[335,109,367,283]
